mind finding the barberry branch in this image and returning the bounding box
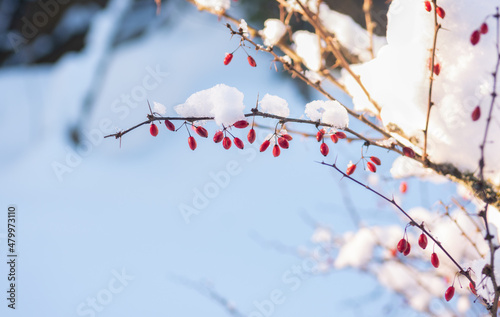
[362,0,375,60]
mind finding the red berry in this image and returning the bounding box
[335,131,347,139]
[480,23,488,34]
[472,106,481,121]
[188,136,197,150]
[469,281,477,295]
[431,252,439,268]
[213,131,224,143]
[418,233,428,249]
[195,126,208,138]
[471,30,480,45]
[445,286,455,301]
[403,242,411,256]
[346,163,356,176]
[278,137,289,149]
[397,238,408,253]
[165,120,175,131]
[233,120,249,128]
[260,139,270,152]
[282,134,293,141]
[272,144,280,157]
[370,156,381,166]
[424,1,431,12]
[367,161,377,173]
[234,137,244,149]
[400,181,408,194]
[433,63,440,76]
[150,123,159,137]
[247,128,256,144]
[403,147,415,158]
[248,55,257,67]
[436,6,445,19]
[316,129,325,142]
[330,134,338,143]
[223,137,232,150]
[320,142,329,156]
[224,53,233,65]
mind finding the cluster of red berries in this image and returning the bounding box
[224,52,256,67]
[470,22,489,45]
[213,120,249,150]
[424,1,445,19]
[149,119,176,137]
[259,132,293,158]
[345,155,381,176]
[315,129,347,157]
[396,231,429,259]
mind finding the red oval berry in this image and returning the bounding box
[433,63,440,76]
[370,156,381,166]
[480,23,489,34]
[233,120,249,129]
[282,134,293,141]
[403,242,411,256]
[165,120,175,131]
[346,163,356,176]
[397,238,408,253]
[188,136,197,150]
[418,233,428,249]
[472,106,481,121]
[316,129,325,142]
[248,55,257,67]
[320,142,329,156]
[278,137,289,149]
[247,128,256,144]
[195,126,208,138]
[403,147,415,158]
[445,286,455,301]
[431,252,439,268]
[469,281,477,295]
[335,131,347,139]
[223,137,232,150]
[272,144,280,157]
[234,137,244,149]
[400,181,408,194]
[471,30,480,45]
[436,6,445,19]
[330,134,338,143]
[213,131,224,143]
[260,139,270,152]
[367,161,377,173]
[424,1,431,12]
[224,53,233,65]
[150,123,159,137]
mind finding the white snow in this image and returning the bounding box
[259,93,290,117]
[194,0,230,12]
[292,30,322,72]
[239,19,249,37]
[153,101,166,115]
[261,19,287,46]
[304,100,348,128]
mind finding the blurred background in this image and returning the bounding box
[0,0,455,316]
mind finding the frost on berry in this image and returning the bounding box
[213,130,224,143]
[424,1,431,12]
[471,106,481,121]
[436,6,445,19]
[418,233,428,249]
[433,63,440,76]
[397,238,408,253]
[346,162,356,176]
[188,136,197,150]
[335,131,347,139]
[400,181,408,194]
[403,242,411,256]
[445,286,455,301]
[247,128,256,144]
[320,142,329,156]
[165,120,175,131]
[272,144,280,157]
[370,156,381,166]
[278,137,289,149]
[233,120,249,128]
[248,55,257,67]
[224,53,233,65]
[480,23,488,34]
[150,123,159,137]
[223,136,232,150]
[367,161,376,173]
[195,126,208,138]
[431,252,440,268]
[316,129,325,142]
[260,139,271,152]
[403,147,415,158]
[234,137,244,149]
[471,30,480,45]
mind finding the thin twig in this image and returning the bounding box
[362,0,375,59]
